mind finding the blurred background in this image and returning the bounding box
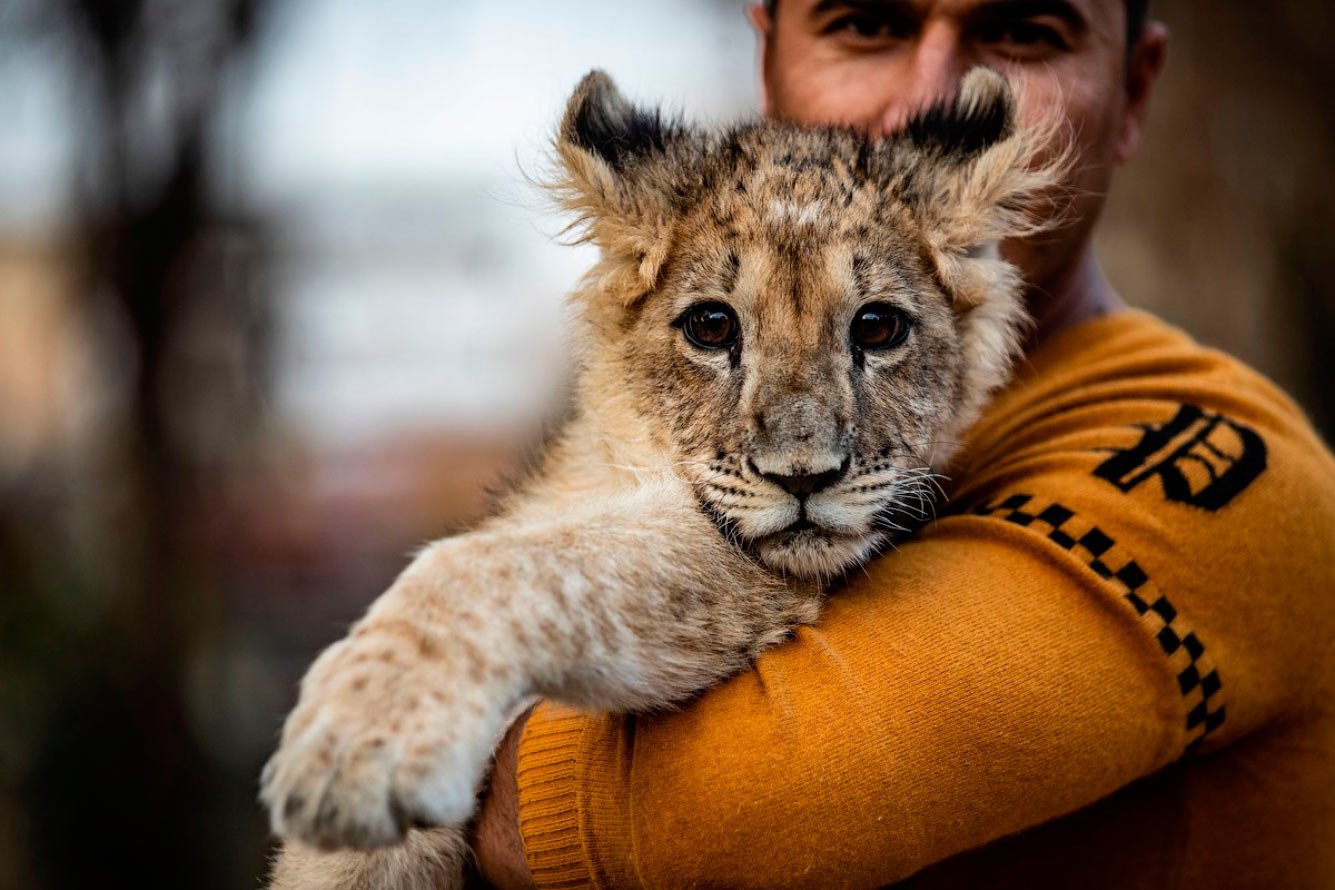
[0,0,1330,887]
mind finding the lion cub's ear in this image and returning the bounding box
[894,67,1066,308]
[552,71,683,303]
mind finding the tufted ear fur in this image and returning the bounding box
[552,71,685,305]
[886,68,1068,465]
[893,67,1067,309]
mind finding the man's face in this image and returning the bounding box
[751,0,1160,292]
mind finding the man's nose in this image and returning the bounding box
[879,19,972,135]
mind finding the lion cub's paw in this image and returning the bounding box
[260,635,501,850]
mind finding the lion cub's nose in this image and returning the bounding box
[764,466,844,498]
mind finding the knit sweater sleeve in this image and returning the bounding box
[513,313,1335,889]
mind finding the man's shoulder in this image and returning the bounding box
[941,309,1335,742]
[952,309,1335,570]
[960,309,1332,492]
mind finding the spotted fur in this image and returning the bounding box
[264,67,1063,888]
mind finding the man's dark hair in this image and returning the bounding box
[1125,0,1149,49]
[762,1,1151,55]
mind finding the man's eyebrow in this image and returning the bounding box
[809,0,921,20]
[967,0,1090,34]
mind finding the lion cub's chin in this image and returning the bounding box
[753,527,883,581]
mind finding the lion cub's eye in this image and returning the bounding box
[677,302,739,350]
[851,303,912,350]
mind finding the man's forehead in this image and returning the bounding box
[792,0,1116,27]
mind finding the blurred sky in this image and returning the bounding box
[0,0,761,447]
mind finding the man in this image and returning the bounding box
[474,1,1335,886]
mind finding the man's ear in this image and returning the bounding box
[891,67,1067,307]
[745,3,776,118]
[1116,21,1168,164]
[552,71,681,301]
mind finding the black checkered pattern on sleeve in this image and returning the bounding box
[971,493,1225,754]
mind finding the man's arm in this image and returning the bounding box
[474,710,535,890]
[473,505,1214,887]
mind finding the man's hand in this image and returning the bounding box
[472,707,537,890]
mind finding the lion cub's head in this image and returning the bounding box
[552,69,1060,580]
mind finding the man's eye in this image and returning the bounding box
[978,20,1070,55]
[826,12,915,45]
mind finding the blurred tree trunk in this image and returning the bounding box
[20,1,272,887]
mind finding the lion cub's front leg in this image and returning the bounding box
[261,538,535,852]
[268,826,470,890]
[262,479,819,883]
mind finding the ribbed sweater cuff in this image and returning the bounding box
[517,702,596,889]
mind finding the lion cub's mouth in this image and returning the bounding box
[765,517,858,545]
[751,521,880,580]
[693,481,887,578]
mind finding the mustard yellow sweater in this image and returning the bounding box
[515,311,1335,889]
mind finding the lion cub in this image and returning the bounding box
[262,67,1059,888]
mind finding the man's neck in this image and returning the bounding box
[1023,243,1126,351]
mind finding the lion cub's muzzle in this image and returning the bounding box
[747,394,849,487]
[749,453,849,502]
